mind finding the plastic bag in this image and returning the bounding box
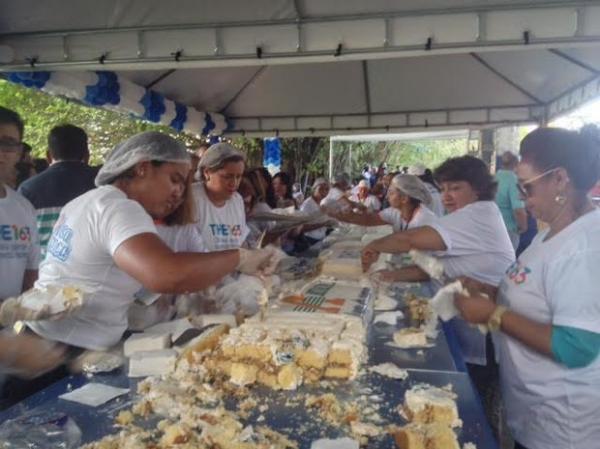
[214,274,267,316]
[0,410,82,449]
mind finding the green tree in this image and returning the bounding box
[0,79,203,165]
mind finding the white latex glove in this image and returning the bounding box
[237,246,282,275]
[0,297,50,327]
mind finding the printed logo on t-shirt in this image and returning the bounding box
[0,224,31,242]
[47,223,73,262]
[209,223,242,237]
[0,224,32,259]
[506,260,531,285]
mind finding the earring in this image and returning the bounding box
[555,193,567,205]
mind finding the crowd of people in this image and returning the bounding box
[0,104,599,449]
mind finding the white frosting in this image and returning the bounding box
[128,349,177,377]
[124,333,171,357]
[368,363,409,380]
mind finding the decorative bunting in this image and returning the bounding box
[6,70,230,137]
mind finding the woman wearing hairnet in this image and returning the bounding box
[361,156,514,410]
[192,143,249,251]
[329,174,437,232]
[347,179,381,212]
[26,132,276,351]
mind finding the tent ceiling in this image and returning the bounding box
[2,0,600,136]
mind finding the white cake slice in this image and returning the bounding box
[124,332,171,357]
[128,349,177,377]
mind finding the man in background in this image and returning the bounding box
[495,152,527,250]
[19,124,96,258]
[0,107,39,300]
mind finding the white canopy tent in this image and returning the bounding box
[2,0,600,136]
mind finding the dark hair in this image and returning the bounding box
[434,155,497,201]
[21,142,32,154]
[520,127,600,192]
[48,124,88,161]
[15,161,34,187]
[32,158,49,173]
[273,171,294,200]
[116,160,195,226]
[419,169,440,192]
[163,172,196,226]
[0,106,24,139]
[238,176,257,211]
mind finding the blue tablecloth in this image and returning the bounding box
[0,280,497,449]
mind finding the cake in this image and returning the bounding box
[124,332,171,357]
[406,294,432,322]
[393,423,459,449]
[402,384,462,428]
[320,248,364,280]
[393,328,428,348]
[368,363,409,380]
[128,349,177,377]
[201,310,367,389]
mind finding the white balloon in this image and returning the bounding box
[160,100,177,126]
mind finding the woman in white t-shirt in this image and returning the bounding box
[244,169,277,241]
[128,175,206,330]
[27,132,277,351]
[455,127,600,449]
[362,156,514,368]
[299,177,331,243]
[330,174,436,233]
[408,164,445,217]
[192,143,249,251]
[347,180,381,212]
[272,172,297,209]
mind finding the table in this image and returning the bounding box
[0,280,498,449]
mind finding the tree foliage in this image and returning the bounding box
[330,139,470,181]
[1,79,469,184]
[0,79,203,165]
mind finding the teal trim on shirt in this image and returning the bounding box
[495,170,525,233]
[551,325,600,368]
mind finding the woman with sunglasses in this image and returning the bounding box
[455,127,600,449]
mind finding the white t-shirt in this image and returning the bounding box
[379,205,438,232]
[497,209,600,449]
[425,183,445,217]
[431,201,514,285]
[320,186,346,207]
[300,196,327,240]
[128,224,205,330]
[430,201,515,364]
[192,183,249,251]
[350,193,381,212]
[156,224,205,253]
[250,202,275,233]
[28,186,157,350]
[0,186,40,300]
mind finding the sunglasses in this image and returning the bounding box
[517,167,559,198]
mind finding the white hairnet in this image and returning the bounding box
[407,164,426,176]
[312,177,328,189]
[95,131,190,186]
[390,174,432,206]
[199,142,245,170]
[333,172,350,186]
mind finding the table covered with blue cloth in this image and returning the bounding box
[0,280,497,449]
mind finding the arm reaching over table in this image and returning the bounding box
[361,226,447,272]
